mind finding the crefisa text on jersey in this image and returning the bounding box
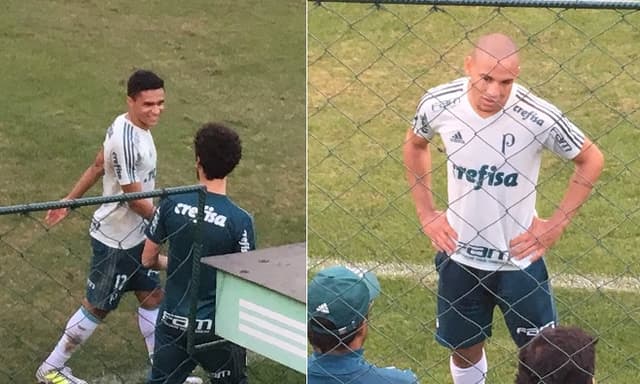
[512,105,544,126]
[453,164,519,190]
[174,203,228,227]
[432,97,461,112]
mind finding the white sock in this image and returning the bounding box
[43,307,100,369]
[450,349,487,384]
[138,307,159,357]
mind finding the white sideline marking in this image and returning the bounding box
[310,258,640,293]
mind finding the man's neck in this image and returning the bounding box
[201,178,226,195]
[314,347,360,356]
[313,337,366,356]
[125,113,149,130]
[124,112,149,131]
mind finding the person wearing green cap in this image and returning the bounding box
[307,265,418,384]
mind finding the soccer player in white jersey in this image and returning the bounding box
[36,70,166,384]
[403,33,604,384]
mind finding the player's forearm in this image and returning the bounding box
[407,164,437,222]
[403,134,437,221]
[142,239,164,269]
[128,199,155,220]
[551,142,604,227]
[65,164,104,200]
[156,254,168,270]
[143,254,167,270]
[65,150,105,200]
[121,181,155,219]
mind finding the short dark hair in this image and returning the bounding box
[194,123,242,180]
[127,70,164,98]
[516,326,597,384]
[308,317,364,354]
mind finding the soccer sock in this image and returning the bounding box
[138,307,159,358]
[450,349,487,384]
[44,307,100,369]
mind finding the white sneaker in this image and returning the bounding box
[36,365,88,384]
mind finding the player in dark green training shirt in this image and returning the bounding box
[142,122,256,384]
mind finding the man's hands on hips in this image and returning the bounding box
[510,217,567,262]
[421,210,459,254]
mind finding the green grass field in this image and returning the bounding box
[0,1,305,383]
[309,3,640,383]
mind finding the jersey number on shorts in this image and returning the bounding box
[114,274,127,291]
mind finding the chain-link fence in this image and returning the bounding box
[309,0,640,382]
[0,186,302,383]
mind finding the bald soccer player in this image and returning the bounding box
[403,33,604,383]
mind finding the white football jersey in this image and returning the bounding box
[90,113,157,249]
[412,77,585,271]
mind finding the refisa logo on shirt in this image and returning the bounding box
[174,203,228,227]
[452,164,519,190]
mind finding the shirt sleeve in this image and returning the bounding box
[237,214,256,253]
[106,124,140,185]
[145,198,170,244]
[411,95,438,141]
[541,108,585,160]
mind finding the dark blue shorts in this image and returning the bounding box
[86,238,161,311]
[148,322,247,384]
[435,252,557,349]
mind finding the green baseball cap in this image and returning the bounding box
[308,265,381,336]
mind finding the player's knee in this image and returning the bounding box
[82,298,110,320]
[137,288,164,309]
[452,342,485,367]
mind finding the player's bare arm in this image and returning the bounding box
[121,182,155,220]
[141,238,167,270]
[403,129,458,254]
[510,137,604,261]
[44,149,105,226]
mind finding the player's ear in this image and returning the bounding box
[195,156,202,181]
[195,156,204,173]
[464,55,473,76]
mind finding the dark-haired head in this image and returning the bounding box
[516,326,597,384]
[127,70,164,98]
[194,123,242,180]
[308,317,367,354]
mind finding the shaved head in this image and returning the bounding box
[472,33,520,63]
[464,33,521,117]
